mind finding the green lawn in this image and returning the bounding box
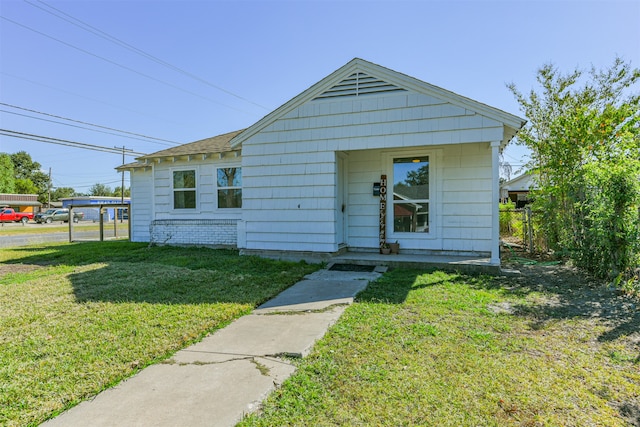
[0,242,319,427]
[239,268,640,426]
[2,243,638,426]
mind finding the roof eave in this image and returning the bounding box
[140,129,245,162]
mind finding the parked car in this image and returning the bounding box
[34,208,84,224]
[0,208,34,223]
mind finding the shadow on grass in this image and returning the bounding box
[506,265,640,344]
[2,241,319,306]
[6,242,638,343]
[356,264,639,346]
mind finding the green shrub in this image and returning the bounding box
[499,201,523,237]
[575,161,640,281]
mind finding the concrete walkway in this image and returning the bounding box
[42,266,384,427]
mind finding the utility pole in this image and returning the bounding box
[115,146,133,224]
[120,146,124,222]
[48,167,51,208]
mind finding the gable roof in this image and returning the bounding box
[138,129,245,162]
[230,58,525,149]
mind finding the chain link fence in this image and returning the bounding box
[500,205,546,254]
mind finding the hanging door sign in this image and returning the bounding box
[379,174,387,253]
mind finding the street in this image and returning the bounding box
[0,221,129,248]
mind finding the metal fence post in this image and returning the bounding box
[526,207,534,253]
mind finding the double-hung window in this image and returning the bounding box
[217,167,242,209]
[392,156,429,233]
[173,170,196,209]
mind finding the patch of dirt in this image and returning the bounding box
[500,250,640,426]
[503,256,639,332]
[0,264,44,279]
[615,401,640,427]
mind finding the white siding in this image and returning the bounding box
[243,89,501,254]
[346,150,382,249]
[344,143,492,255]
[136,157,243,246]
[441,143,493,253]
[151,157,242,221]
[129,168,153,242]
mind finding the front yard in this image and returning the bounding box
[0,242,318,426]
[1,242,638,426]
[240,266,640,426]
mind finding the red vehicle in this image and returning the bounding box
[0,208,35,224]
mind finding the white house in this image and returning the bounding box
[119,59,525,266]
[500,172,537,208]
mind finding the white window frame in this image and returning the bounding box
[171,167,198,211]
[385,150,436,241]
[215,165,242,210]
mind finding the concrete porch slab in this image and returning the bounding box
[331,251,500,274]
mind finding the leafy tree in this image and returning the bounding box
[508,57,640,283]
[0,153,15,193]
[51,187,76,201]
[9,151,50,203]
[89,183,112,196]
[10,151,40,180]
[14,178,39,195]
[404,164,429,187]
[112,186,131,198]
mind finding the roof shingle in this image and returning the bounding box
[138,129,245,160]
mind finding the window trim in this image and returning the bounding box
[215,165,242,210]
[171,167,198,211]
[384,150,436,241]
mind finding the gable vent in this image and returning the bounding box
[313,72,406,100]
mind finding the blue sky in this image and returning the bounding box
[1,0,638,192]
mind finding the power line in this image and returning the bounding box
[27,0,270,111]
[1,71,188,127]
[53,179,129,190]
[0,102,179,146]
[0,15,256,115]
[1,109,170,145]
[0,129,147,156]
